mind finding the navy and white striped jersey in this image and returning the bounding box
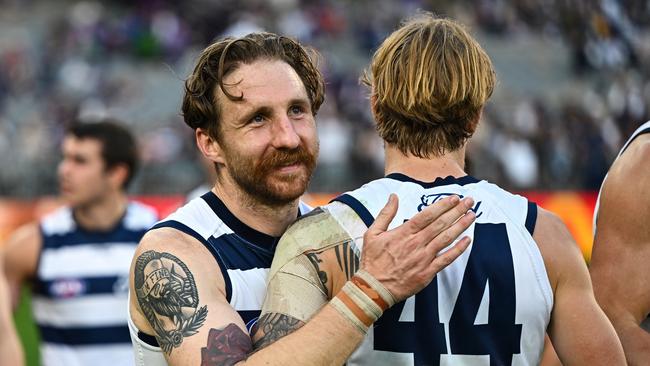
[128,191,312,365]
[331,174,552,366]
[33,201,158,366]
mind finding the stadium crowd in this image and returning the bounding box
[0,0,649,196]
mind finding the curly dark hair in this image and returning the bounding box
[182,32,325,141]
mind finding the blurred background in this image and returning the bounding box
[1,1,649,364]
[0,0,648,198]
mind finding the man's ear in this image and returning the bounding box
[107,163,129,191]
[196,128,225,165]
[468,108,483,134]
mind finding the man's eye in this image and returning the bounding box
[289,106,304,115]
[251,114,265,123]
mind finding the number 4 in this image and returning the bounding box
[374,223,522,365]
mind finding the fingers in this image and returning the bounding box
[421,210,475,274]
[426,235,472,275]
[412,197,475,242]
[426,209,476,254]
[406,195,464,232]
[367,194,398,236]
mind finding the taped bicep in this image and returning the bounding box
[261,207,360,322]
[262,253,329,322]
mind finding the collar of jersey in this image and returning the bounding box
[201,191,281,249]
[385,173,480,188]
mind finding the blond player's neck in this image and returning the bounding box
[73,190,129,231]
[384,144,467,181]
[212,178,299,238]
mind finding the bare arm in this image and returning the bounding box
[0,253,25,366]
[2,223,41,310]
[535,208,625,365]
[590,135,650,365]
[132,195,473,365]
[131,230,367,366]
[253,195,476,352]
[130,228,253,365]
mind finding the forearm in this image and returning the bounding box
[243,304,364,365]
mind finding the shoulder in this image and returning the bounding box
[272,205,359,273]
[5,221,41,247]
[133,227,225,294]
[130,227,227,312]
[596,134,650,242]
[2,221,42,280]
[276,208,340,259]
[134,226,214,264]
[609,133,650,183]
[533,208,586,292]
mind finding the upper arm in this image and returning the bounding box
[1,222,41,309]
[129,228,252,365]
[253,209,360,348]
[590,137,650,323]
[534,209,625,365]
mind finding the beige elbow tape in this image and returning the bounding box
[330,270,397,333]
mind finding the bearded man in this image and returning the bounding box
[128,32,476,365]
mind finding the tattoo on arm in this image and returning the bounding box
[306,252,328,289]
[252,313,304,350]
[134,250,208,354]
[334,241,359,281]
[201,324,253,366]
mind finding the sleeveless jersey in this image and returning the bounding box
[594,120,650,233]
[33,201,158,366]
[332,174,552,366]
[128,191,312,365]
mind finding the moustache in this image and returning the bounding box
[259,146,316,171]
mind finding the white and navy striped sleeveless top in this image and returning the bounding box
[33,201,158,366]
[332,174,552,366]
[128,191,312,364]
[594,120,650,233]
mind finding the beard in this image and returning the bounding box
[223,141,318,207]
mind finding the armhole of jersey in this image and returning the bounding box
[620,127,650,155]
[525,201,538,236]
[137,331,159,347]
[331,194,375,227]
[127,293,162,349]
[150,220,232,302]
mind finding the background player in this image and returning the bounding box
[1,120,158,366]
[254,14,626,365]
[590,120,650,365]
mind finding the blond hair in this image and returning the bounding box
[363,14,495,157]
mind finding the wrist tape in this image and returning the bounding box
[330,269,397,333]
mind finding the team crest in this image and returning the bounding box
[50,278,86,298]
[419,193,483,218]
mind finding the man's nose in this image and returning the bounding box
[272,115,301,149]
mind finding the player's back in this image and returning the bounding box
[329,173,552,366]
